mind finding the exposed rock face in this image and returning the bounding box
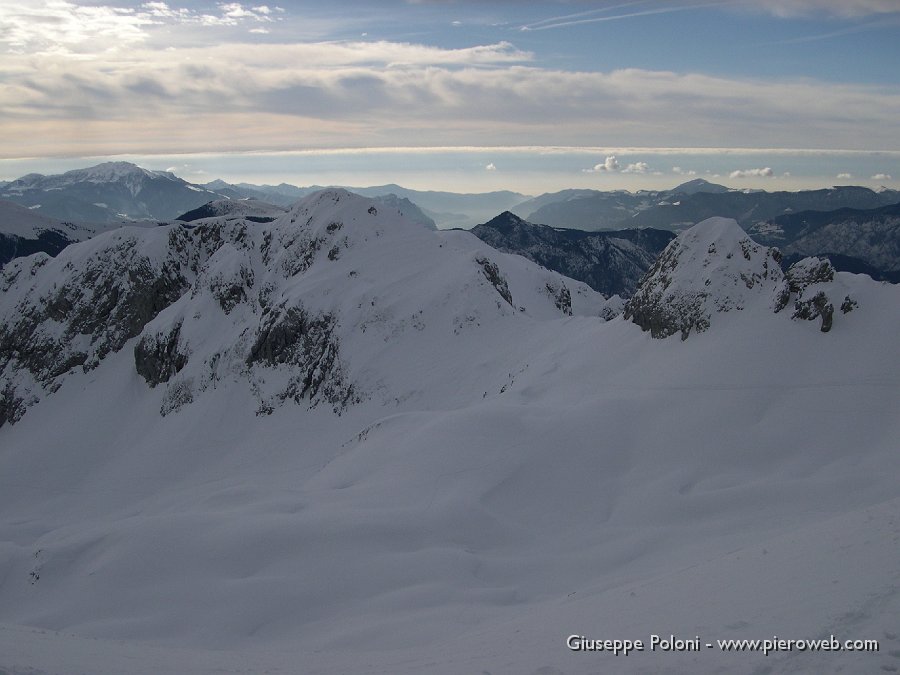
[475,256,513,306]
[545,280,572,316]
[625,217,786,339]
[783,257,839,332]
[247,305,354,412]
[792,291,834,332]
[785,256,835,292]
[0,228,192,423]
[0,197,357,426]
[134,321,189,387]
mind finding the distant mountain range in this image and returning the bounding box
[199,180,526,229]
[2,162,897,285]
[471,211,674,298]
[0,162,527,229]
[749,202,900,282]
[513,179,900,232]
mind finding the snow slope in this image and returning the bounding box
[0,198,898,674]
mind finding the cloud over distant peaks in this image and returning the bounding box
[871,173,892,180]
[672,166,697,176]
[729,167,775,178]
[584,156,620,173]
[622,161,650,174]
[485,162,496,171]
[583,156,651,175]
[836,172,853,179]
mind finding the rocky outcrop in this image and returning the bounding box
[475,256,513,306]
[134,321,189,387]
[781,257,845,332]
[545,280,572,316]
[247,305,355,412]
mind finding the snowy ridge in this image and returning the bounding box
[0,188,601,426]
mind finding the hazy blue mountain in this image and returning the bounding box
[749,202,900,281]
[1,162,223,222]
[520,183,900,232]
[471,211,674,297]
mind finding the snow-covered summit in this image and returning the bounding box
[625,217,869,338]
[625,217,786,338]
[65,161,162,183]
[1,162,222,222]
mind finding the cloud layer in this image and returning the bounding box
[1,1,899,165]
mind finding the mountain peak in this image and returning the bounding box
[671,178,730,195]
[68,161,156,182]
[480,210,531,232]
[625,217,785,339]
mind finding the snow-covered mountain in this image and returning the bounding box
[471,210,674,297]
[0,188,601,427]
[1,162,223,222]
[1,196,899,675]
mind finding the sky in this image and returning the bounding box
[1,0,899,194]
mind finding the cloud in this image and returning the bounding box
[0,1,283,54]
[672,166,697,175]
[622,161,650,174]
[729,167,775,178]
[836,172,853,179]
[744,0,900,18]
[584,155,620,173]
[871,173,892,180]
[2,10,900,162]
[485,162,496,171]
[520,4,717,32]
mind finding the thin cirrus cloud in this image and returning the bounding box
[746,0,900,18]
[519,2,722,32]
